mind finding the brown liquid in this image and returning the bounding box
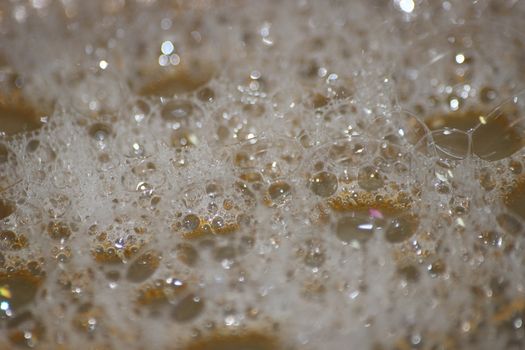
[504,177,525,221]
[183,332,280,350]
[0,93,44,136]
[0,200,15,220]
[138,62,213,97]
[426,109,525,161]
[0,269,43,317]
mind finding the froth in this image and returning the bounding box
[1,1,525,349]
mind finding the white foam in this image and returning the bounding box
[1,1,525,349]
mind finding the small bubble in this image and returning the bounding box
[496,213,522,235]
[183,214,200,232]
[55,251,71,263]
[357,166,384,191]
[6,311,44,348]
[472,110,525,162]
[385,215,418,243]
[213,246,236,263]
[504,178,525,220]
[98,153,111,164]
[450,195,470,216]
[267,181,292,204]
[303,239,325,268]
[161,100,196,122]
[454,53,466,64]
[92,245,124,264]
[335,214,374,245]
[131,99,150,122]
[243,103,266,118]
[0,200,15,220]
[447,95,462,112]
[428,260,446,277]
[126,250,160,283]
[197,87,215,102]
[309,171,338,197]
[47,221,71,240]
[73,304,101,334]
[0,230,28,250]
[88,123,112,142]
[205,183,223,198]
[211,216,225,230]
[1,230,17,243]
[398,264,420,282]
[396,0,415,13]
[509,160,522,175]
[478,231,503,247]
[513,317,523,329]
[171,129,199,147]
[161,40,174,55]
[479,168,496,191]
[130,142,146,158]
[175,243,199,266]
[0,270,42,318]
[172,294,204,323]
[480,87,497,104]
[26,139,39,152]
[136,182,154,197]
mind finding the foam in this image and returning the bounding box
[1,0,525,349]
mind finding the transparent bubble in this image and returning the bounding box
[357,166,384,191]
[267,181,292,205]
[496,213,522,235]
[126,250,160,283]
[0,270,41,318]
[183,214,200,232]
[47,221,72,240]
[431,129,470,161]
[231,137,302,178]
[505,179,525,221]
[303,239,326,268]
[480,86,497,104]
[471,93,525,161]
[398,264,420,282]
[197,86,215,103]
[174,243,198,266]
[211,216,225,231]
[88,123,112,142]
[121,160,165,192]
[160,99,199,124]
[0,199,15,220]
[308,171,338,197]
[335,214,375,245]
[385,215,418,243]
[172,294,204,323]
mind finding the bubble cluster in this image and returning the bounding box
[0,0,525,349]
